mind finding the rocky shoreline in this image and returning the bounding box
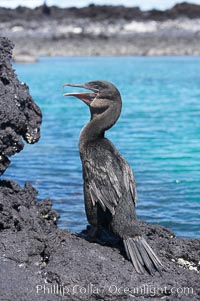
[1,2,200,59]
[0,180,200,301]
[0,36,200,300]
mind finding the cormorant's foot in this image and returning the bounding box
[88,225,108,244]
[88,225,98,238]
[78,225,107,245]
[78,225,95,237]
[98,228,122,247]
[78,225,122,247]
[78,232,106,245]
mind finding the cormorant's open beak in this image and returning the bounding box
[63,83,98,106]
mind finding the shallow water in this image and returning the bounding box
[3,56,200,238]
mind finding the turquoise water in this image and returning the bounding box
[4,56,200,238]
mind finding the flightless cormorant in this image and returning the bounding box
[64,80,162,274]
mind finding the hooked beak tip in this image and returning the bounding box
[62,84,70,89]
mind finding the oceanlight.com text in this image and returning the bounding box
[36,283,194,297]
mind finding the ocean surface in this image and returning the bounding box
[3,56,200,238]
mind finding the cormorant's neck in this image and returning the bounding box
[79,106,120,154]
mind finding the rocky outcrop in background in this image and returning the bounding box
[0,38,199,300]
[1,2,200,59]
[0,37,42,174]
[1,2,200,21]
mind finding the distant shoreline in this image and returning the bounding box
[13,54,200,64]
[11,26,200,62]
[1,2,200,60]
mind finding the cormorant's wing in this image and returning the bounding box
[123,163,138,207]
[83,143,137,215]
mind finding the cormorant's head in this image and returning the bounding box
[63,80,122,119]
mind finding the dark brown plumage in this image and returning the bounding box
[64,80,162,274]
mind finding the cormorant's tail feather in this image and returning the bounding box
[123,236,163,275]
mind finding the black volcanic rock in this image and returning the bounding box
[0,179,199,301]
[0,37,42,175]
[0,180,60,301]
[0,2,200,22]
[168,2,200,18]
[71,4,142,20]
